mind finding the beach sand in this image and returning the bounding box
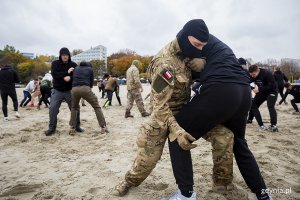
[0,85,299,200]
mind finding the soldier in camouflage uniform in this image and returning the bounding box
[125,60,150,118]
[112,22,235,197]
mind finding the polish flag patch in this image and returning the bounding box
[163,70,173,80]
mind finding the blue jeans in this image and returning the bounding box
[20,90,31,107]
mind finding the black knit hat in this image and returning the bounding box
[177,19,209,58]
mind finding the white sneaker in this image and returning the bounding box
[15,111,20,118]
[162,190,196,200]
[258,125,267,131]
[4,117,9,122]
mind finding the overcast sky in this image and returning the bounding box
[0,0,299,62]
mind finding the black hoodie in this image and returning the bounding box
[198,34,250,85]
[51,47,77,91]
[273,70,288,88]
[0,65,20,91]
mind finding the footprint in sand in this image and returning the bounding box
[146,182,169,191]
[87,186,104,194]
[0,183,43,197]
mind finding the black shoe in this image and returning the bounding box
[75,127,85,132]
[45,129,55,136]
[268,125,278,132]
[246,119,252,124]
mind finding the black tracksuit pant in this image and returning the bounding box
[168,83,267,194]
[291,98,300,112]
[248,92,278,126]
[1,89,18,117]
[39,85,51,107]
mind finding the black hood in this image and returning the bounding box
[59,47,71,62]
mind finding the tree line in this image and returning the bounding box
[1,44,299,83]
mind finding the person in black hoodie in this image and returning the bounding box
[165,19,272,200]
[0,64,21,121]
[279,82,300,114]
[273,67,288,103]
[69,61,107,135]
[44,47,84,136]
[247,65,278,132]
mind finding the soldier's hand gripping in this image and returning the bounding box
[177,131,197,150]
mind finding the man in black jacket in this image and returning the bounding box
[165,19,272,200]
[45,47,84,136]
[273,67,288,103]
[0,64,21,121]
[247,65,278,132]
[69,61,107,135]
[279,82,300,114]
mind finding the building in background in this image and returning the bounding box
[21,52,34,59]
[72,45,107,66]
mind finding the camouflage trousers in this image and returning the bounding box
[125,123,233,187]
[126,88,146,114]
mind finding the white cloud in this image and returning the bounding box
[0,0,299,62]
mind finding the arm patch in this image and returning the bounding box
[152,68,174,93]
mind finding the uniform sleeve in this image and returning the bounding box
[150,65,186,142]
[133,68,142,88]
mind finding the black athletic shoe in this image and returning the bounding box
[45,129,55,136]
[246,119,252,124]
[268,125,278,132]
[75,127,85,133]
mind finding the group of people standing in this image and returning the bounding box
[1,18,300,200]
[237,58,300,133]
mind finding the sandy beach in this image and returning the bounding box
[0,85,299,200]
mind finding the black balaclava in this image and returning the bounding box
[177,19,209,58]
[59,47,71,62]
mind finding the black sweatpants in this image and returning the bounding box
[1,89,18,117]
[104,89,113,106]
[48,89,80,131]
[248,92,278,126]
[291,98,300,112]
[39,85,51,107]
[168,83,266,194]
[278,86,285,101]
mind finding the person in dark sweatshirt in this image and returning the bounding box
[44,47,84,136]
[247,65,278,132]
[165,19,272,200]
[69,61,108,135]
[0,64,21,121]
[279,82,300,114]
[273,67,288,103]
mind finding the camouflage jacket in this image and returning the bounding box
[126,65,142,91]
[147,38,194,141]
